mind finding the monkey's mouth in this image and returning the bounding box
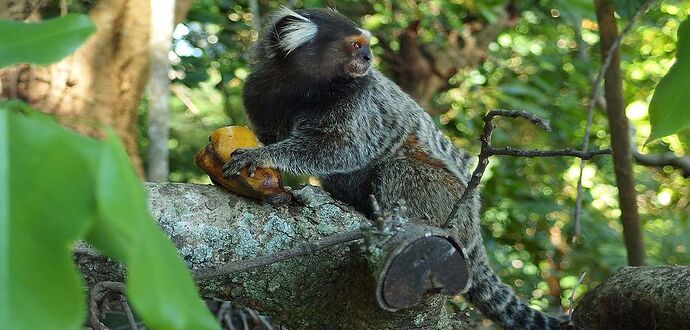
[345,59,371,78]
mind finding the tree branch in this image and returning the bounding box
[633,151,690,177]
[74,183,464,329]
[573,266,690,329]
[193,229,364,280]
[444,109,611,228]
[88,281,127,330]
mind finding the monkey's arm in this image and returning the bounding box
[223,125,395,177]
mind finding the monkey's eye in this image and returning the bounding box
[352,41,362,49]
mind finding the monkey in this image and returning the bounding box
[223,7,562,330]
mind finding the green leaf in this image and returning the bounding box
[0,101,99,329]
[608,0,646,19]
[0,14,96,68]
[87,132,219,330]
[1,102,218,330]
[647,18,690,144]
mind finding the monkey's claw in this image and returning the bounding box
[223,148,262,178]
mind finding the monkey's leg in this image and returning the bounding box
[372,157,562,330]
[371,157,465,226]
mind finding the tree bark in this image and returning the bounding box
[0,0,151,175]
[594,0,645,266]
[572,265,690,329]
[75,183,463,329]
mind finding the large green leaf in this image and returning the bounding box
[87,132,218,330]
[0,14,96,68]
[0,101,99,329]
[0,102,218,330]
[647,18,690,143]
[609,0,646,19]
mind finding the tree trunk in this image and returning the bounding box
[594,0,645,266]
[146,0,175,182]
[572,265,690,329]
[75,183,464,329]
[0,0,193,177]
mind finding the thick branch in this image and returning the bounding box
[74,183,462,329]
[573,266,690,329]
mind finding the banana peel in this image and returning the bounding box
[194,126,292,205]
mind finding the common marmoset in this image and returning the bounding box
[224,7,560,330]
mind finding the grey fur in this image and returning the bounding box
[226,8,561,330]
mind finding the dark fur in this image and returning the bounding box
[225,8,561,330]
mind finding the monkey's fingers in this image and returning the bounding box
[230,148,249,157]
[222,159,245,177]
[248,164,258,178]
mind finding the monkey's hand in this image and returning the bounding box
[223,148,269,178]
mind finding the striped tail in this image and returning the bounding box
[463,241,562,329]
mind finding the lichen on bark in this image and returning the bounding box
[76,183,462,329]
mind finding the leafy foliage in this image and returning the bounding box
[0,14,219,330]
[647,17,690,143]
[0,14,95,67]
[0,102,219,330]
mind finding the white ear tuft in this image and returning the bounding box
[272,7,318,55]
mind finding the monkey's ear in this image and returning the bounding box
[263,7,318,58]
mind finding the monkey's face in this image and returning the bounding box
[341,30,372,78]
[264,8,374,81]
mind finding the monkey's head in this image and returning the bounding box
[257,7,373,80]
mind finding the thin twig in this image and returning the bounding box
[573,0,654,241]
[568,272,588,322]
[223,313,237,330]
[171,84,201,115]
[118,295,138,330]
[490,147,611,159]
[88,281,126,330]
[239,310,249,330]
[444,110,611,228]
[633,150,690,177]
[194,229,364,280]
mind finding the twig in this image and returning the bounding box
[490,147,611,159]
[118,295,138,330]
[194,229,364,280]
[573,0,654,241]
[88,281,126,330]
[568,272,587,322]
[170,84,201,115]
[246,308,274,330]
[239,310,249,330]
[223,313,237,330]
[633,151,690,177]
[444,110,611,228]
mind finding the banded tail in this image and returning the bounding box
[463,241,562,329]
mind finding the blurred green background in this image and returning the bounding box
[138,0,689,318]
